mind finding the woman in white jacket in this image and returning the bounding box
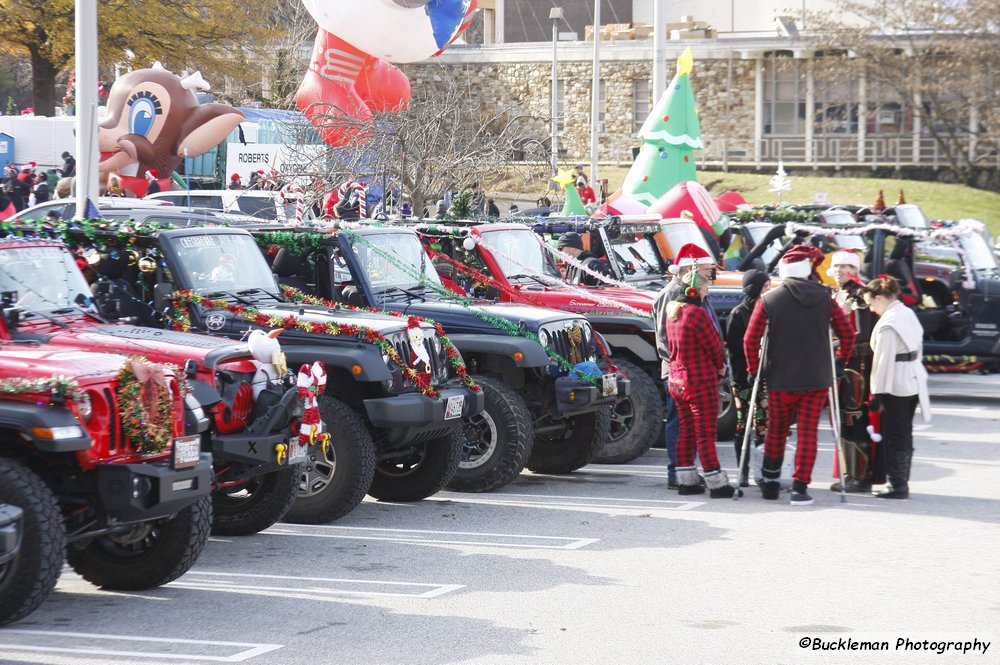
[863,276,931,499]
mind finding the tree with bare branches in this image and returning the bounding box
[806,0,999,188]
[276,76,542,215]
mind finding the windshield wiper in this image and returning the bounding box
[52,306,107,323]
[201,290,256,306]
[5,306,70,329]
[506,273,549,286]
[236,287,281,300]
[379,285,424,301]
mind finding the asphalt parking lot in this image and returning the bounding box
[2,375,998,665]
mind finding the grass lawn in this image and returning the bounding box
[493,165,1000,236]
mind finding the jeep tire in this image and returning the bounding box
[717,377,737,440]
[594,358,663,464]
[0,458,64,626]
[210,465,300,536]
[368,429,462,502]
[447,376,534,493]
[526,406,611,474]
[284,395,376,524]
[66,495,212,590]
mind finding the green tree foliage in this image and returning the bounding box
[0,0,283,116]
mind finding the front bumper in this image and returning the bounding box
[211,384,301,467]
[364,386,486,447]
[96,454,213,522]
[554,375,631,416]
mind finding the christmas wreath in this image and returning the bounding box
[117,356,183,455]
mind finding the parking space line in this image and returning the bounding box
[0,629,281,662]
[439,492,705,512]
[263,523,601,550]
[169,571,464,599]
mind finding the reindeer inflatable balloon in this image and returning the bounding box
[296,0,477,146]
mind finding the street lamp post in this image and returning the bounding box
[549,7,563,174]
[75,0,98,220]
[590,0,600,192]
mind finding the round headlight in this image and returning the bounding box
[77,392,93,422]
[538,329,550,347]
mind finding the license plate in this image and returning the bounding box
[602,373,617,397]
[172,435,201,470]
[288,440,307,464]
[444,394,465,420]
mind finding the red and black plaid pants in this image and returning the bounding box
[670,384,721,472]
[764,388,829,485]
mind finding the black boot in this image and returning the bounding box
[760,458,781,500]
[676,466,705,495]
[875,450,911,499]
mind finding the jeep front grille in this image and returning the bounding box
[392,336,443,385]
[103,388,123,454]
[543,323,591,365]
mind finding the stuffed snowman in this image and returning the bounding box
[246,328,288,398]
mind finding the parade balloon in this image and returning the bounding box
[648,181,727,237]
[297,0,477,147]
[98,64,243,196]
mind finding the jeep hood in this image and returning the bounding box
[0,345,126,383]
[393,300,588,335]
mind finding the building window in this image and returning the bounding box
[763,55,805,135]
[633,78,650,133]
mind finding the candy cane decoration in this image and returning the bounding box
[337,179,368,219]
[297,361,330,453]
[280,181,306,226]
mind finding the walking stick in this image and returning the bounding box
[734,324,768,501]
[829,329,848,504]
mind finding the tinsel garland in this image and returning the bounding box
[731,208,818,225]
[0,376,85,402]
[117,356,183,455]
[169,290,444,399]
[339,228,602,385]
[786,219,986,290]
[280,286,480,393]
[534,235,640,291]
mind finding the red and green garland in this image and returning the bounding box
[279,286,480,394]
[0,376,85,402]
[170,290,478,399]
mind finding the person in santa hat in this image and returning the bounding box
[743,244,855,505]
[826,249,880,493]
[652,242,723,491]
[145,169,162,196]
[659,245,735,497]
[228,173,243,190]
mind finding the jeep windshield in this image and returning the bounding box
[478,229,561,282]
[348,232,442,297]
[607,232,663,276]
[171,233,278,294]
[0,245,93,312]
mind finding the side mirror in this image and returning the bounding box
[154,282,174,312]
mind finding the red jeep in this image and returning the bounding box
[0,344,213,625]
[0,237,303,536]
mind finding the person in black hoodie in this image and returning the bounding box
[743,245,856,505]
[725,269,770,486]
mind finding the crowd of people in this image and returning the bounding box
[652,241,931,504]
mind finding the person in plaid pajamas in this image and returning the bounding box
[663,262,735,498]
[744,245,855,505]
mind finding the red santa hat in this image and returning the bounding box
[22,161,36,171]
[668,242,715,275]
[147,168,159,178]
[778,245,825,280]
[230,173,241,181]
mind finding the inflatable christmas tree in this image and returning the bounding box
[620,47,702,207]
[552,168,588,216]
